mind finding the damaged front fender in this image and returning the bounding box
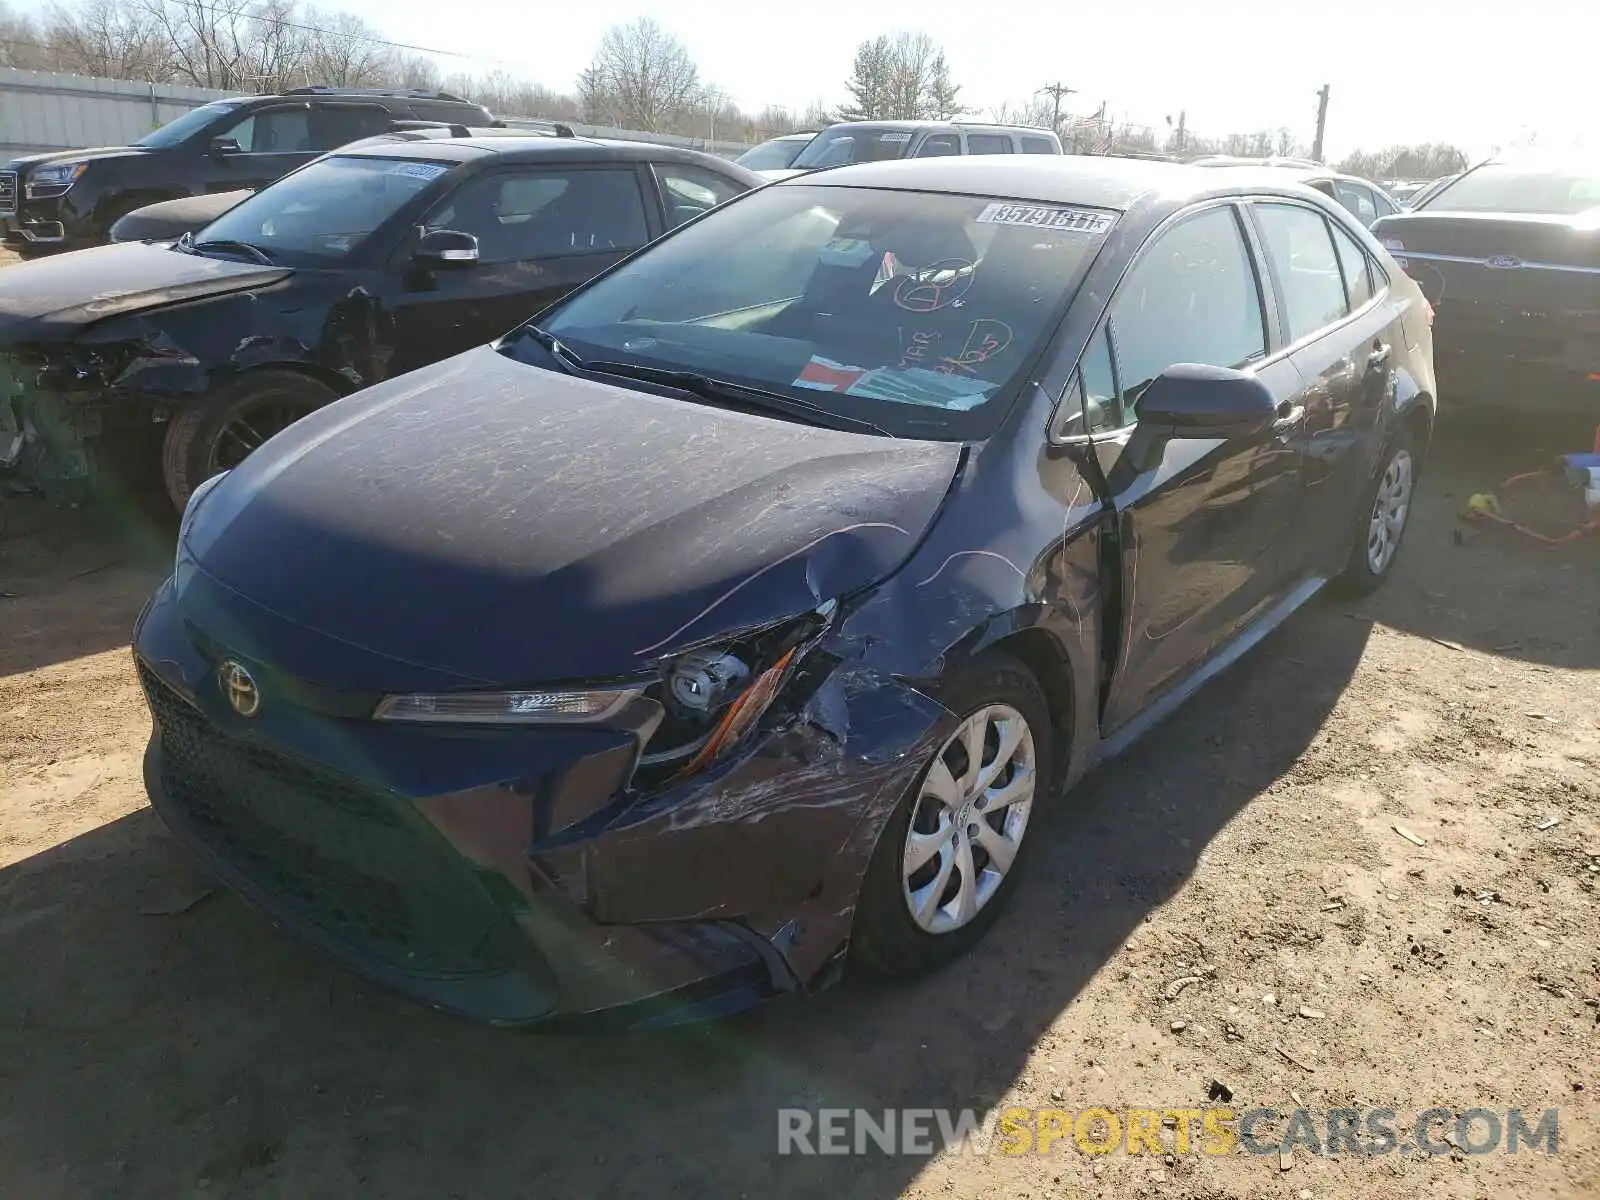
[530,665,956,987]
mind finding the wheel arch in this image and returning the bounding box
[938,607,1084,790]
[213,357,360,400]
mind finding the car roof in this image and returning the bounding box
[338,134,759,177]
[1193,161,1396,190]
[821,119,1055,135]
[782,154,1206,208]
[776,155,1356,223]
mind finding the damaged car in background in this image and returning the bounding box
[134,156,1436,1027]
[0,131,758,507]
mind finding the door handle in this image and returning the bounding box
[1366,342,1392,370]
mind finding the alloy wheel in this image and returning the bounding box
[901,703,1037,934]
[1366,448,1413,575]
[207,399,317,475]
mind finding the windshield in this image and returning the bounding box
[792,128,917,170]
[1423,165,1600,215]
[736,137,811,170]
[194,154,453,265]
[135,101,242,149]
[520,183,1117,439]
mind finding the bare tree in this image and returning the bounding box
[0,2,55,69]
[578,17,701,132]
[840,31,961,121]
[301,8,393,88]
[42,0,172,79]
[990,96,1057,129]
[1337,142,1468,180]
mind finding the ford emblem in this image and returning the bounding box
[1484,255,1523,270]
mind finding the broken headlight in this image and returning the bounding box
[636,603,835,784]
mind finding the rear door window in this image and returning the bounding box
[915,134,961,157]
[1108,205,1267,420]
[1253,202,1350,342]
[1332,180,1379,226]
[1020,136,1057,154]
[965,134,1012,155]
[653,163,747,229]
[1328,221,1375,310]
[310,104,392,150]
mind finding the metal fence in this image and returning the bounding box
[0,66,754,160]
[0,68,228,155]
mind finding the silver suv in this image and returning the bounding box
[781,121,1062,176]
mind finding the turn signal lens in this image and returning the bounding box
[374,686,644,725]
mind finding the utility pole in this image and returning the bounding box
[1037,81,1076,133]
[1312,84,1330,163]
[1174,110,1186,155]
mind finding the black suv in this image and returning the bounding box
[0,129,760,508]
[0,87,497,256]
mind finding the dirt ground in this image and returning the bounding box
[2,407,1597,1199]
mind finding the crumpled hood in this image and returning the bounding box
[182,346,962,688]
[0,241,290,341]
[5,145,149,172]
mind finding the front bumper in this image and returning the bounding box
[0,195,83,252]
[133,576,952,1027]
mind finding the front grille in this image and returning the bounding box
[138,660,524,979]
[0,171,15,215]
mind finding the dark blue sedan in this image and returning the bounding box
[134,155,1436,1026]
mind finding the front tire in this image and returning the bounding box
[162,370,337,511]
[852,653,1053,976]
[1332,427,1418,598]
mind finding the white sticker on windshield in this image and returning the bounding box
[390,161,450,181]
[974,202,1114,234]
[878,132,913,143]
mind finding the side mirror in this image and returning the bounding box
[209,136,243,156]
[412,228,479,268]
[1136,363,1279,439]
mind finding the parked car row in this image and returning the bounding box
[0,127,761,505]
[0,87,499,255]
[131,152,1436,1026]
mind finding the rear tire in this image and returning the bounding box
[851,653,1054,977]
[1331,427,1419,598]
[162,370,337,511]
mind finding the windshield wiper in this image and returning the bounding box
[583,360,895,438]
[512,324,586,374]
[188,237,276,265]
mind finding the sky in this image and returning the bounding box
[344,0,1590,161]
[52,0,1600,160]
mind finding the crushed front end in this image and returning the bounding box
[133,567,953,1028]
[0,341,165,501]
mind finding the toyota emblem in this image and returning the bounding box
[219,659,261,717]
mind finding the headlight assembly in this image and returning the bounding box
[637,601,836,783]
[25,162,87,199]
